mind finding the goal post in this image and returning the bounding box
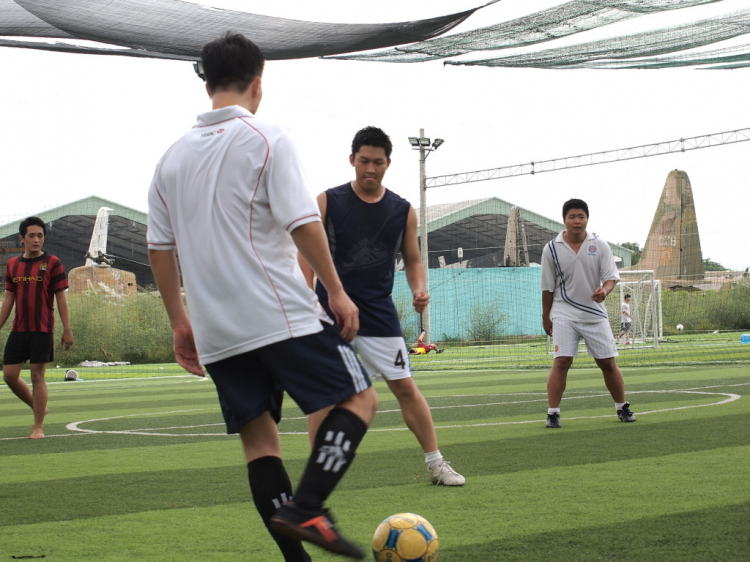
[608,270,663,348]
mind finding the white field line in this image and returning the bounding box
[2,384,744,441]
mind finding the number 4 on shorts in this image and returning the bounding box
[394,349,406,368]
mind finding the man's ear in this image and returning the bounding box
[252,76,262,96]
[349,154,356,167]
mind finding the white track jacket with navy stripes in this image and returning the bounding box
[540,231,620,323]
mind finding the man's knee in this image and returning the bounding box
[553,357,574,371]
[29,365,47,383]
[3,365,22,383]
[387,377,420,400]
[596,358,617,373]
[338,386,378,423]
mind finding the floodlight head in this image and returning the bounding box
[408,137,420,147]
[419,137,431,147]
[193,61,206,82]
[432,138,445,150]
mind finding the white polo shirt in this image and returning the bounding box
[148,105,327,364]
[540,231,620,323]
[621,302,631,323]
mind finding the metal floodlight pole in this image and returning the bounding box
[418,128,431,344]
[409,129,443,344]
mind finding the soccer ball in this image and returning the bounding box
[372,513,438,562]
[676,324,684,331]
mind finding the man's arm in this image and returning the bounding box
[55,290,73,350]
[0,290,16,331]
[297,192,327,290]
[402,206,429,314]
[542,290,554,336]
[591,279,617,303]
[592,241,619,302]
[291,220,359,342]
[539,244,556,336]
[148,249,204,376]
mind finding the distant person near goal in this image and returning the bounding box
[299,126,464,486]
[147,34,377,560]
[540,199,636,429]
[617,294,632,345]
[408,330,444,355]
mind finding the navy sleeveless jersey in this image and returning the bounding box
[316,183,410,337]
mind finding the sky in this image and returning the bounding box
[1,0,749,270]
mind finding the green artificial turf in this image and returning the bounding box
[1,365,748,561]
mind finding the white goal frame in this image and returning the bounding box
[610,270,663,349]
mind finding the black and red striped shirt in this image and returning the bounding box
[4,253,68,333]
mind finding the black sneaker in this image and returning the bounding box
[618,402,637,423]
[546,412,561,428]
[269,503,364,559]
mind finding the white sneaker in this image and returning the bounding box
[428,461,465,486]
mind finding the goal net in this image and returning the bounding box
[1,198,748,381]
[607,270,662,348]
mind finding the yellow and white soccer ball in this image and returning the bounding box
[372,513,438,562]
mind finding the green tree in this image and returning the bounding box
[619,242,642,267]
[703,257,727,271]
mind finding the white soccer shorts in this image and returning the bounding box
[352,336,412,381]
[552,318,618,359]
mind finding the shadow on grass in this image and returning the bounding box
[2,413,748,525]
[438,502,750,561]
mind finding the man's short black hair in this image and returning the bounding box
[201,33,265,94]
[19,216,46,236]
[624,294,631,299]
[562,198,589,219]
[351,126,392,158]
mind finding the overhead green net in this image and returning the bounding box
[3,0,743,69]
[0,0,494,60]
[561,42,750,70]
[447,7,750,69]
[328,0,724,63]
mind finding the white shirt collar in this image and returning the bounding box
[554,230,596,243]
[195,105,254,127]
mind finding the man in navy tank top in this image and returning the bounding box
[300,126,465,486]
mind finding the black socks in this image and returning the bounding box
[247,456,310,562]
[293,407,368,511]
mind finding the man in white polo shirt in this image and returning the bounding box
[540,198,636,428]
[617,294,633,345]
[148,33,377,560]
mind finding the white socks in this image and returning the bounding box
[425,450,443,469]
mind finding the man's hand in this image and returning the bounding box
[61,328,73,350]
[412,291,429,314]
[543,316,553,337]
[591,287,607,303]
[173,323,205,377]
[328,289,359,342]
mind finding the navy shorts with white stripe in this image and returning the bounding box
[206,321,370,434]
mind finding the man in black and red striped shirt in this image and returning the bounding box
[1,216,73,439]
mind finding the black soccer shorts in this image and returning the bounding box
[3,331,54,365]
[205,322,370,434]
